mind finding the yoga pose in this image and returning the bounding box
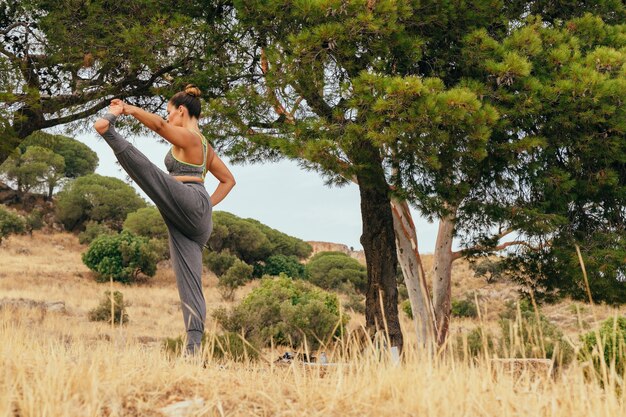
[94,85,235,355]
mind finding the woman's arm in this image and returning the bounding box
[115,100,198,149]
[207,150,236,207]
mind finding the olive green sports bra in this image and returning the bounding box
[164,130,208,180]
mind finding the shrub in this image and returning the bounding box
[25,209,44,233]
[579,317,626,381]
[162,332,259,362]
[204,250,238,277]
[213,275,347,349]
[498,300,574,367]
[401,299,413,319]
[451,295,479,318]
[0,205,25,243]
[217,259,253,301]
[123,207,168,240]
[78,221,115,245]
[88,291,129,324]
[343,288,365,315]
[305,251,367,293]
[259,254,306,278]
[82,231,157,284]
[454,327,495,360]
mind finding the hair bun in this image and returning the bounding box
[184,84,201,98]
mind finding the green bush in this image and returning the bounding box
[25,209,44,233]
[498,300,574,367]
[218,259,254,301]
[78,221,115,245]
[203,250,238,276]
[579,317,626,381]
[82,231,157,284]
[343,288,365,315]
[454,327,495,360]
[0,205,25,243]
[305,251,367,293]
[401,299,413,319]
[451,295,479,318]
[213,275,347,349]
[123,207,168,239]
[259,254,306,278]
[88,291,129,324]
[163,332,259,362]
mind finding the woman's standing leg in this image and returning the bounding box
[165,217,207,355]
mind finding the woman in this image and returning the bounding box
[94,84,235,355]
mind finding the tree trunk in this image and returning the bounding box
[432,210,456,345]
[390,197,436,350]
[351,141,403,352]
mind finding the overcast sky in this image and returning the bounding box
[59,128,442,253]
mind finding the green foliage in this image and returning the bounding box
[259,254,306,278]
[213,275,347,349]
[217,259,254,301]
[0,1,228,163]
[579,317,626,381]
[0,146,65,197]
[454,327,495,360]
[88,291,129,324]
[471,258,509,284]
[123,207,169,261]
[0,205,25,243]
[55,174,146,231]
[204,250,238,277]
[20,131,98,179]
[123,207,168,240]
[24,208,44,233]
[401,299,413,320]
[162,332,259,362]
[78,221,115,245]
[305,251,367,294]
[343,289,365,315]
[81,231,157,284]
[207,211,312,264]
[498,300,574,367]
[451,295,479,319]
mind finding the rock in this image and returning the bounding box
[0,297,66,313]
[159,398,205,417]
[306,241,366,265]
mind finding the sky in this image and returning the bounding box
[59,128,442,253]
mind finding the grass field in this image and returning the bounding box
[1,232,625,416]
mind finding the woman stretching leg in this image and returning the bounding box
[94,85,236,355]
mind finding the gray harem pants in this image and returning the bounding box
[98,113,213,354]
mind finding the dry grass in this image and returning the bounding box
[1,232,626,416]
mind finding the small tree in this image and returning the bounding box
[88,291,129,325]
[0,146,65,198]
[56,174,146,231]
[0,205,25,244]
[218,259,253,301]
[82,231,157,284]
[203,250,238,277]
